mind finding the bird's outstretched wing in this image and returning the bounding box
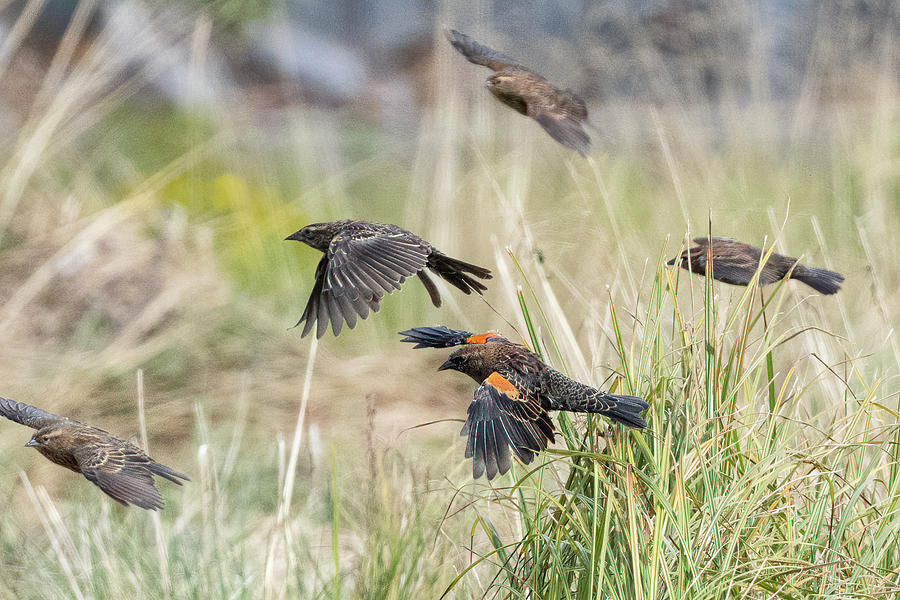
[296,228,430,338]
[326,228,430,298]
[462,371,554,480]
[399,326,505,348]
[296,255,382,338]
[446,29,520,71]
[528,91,591,156]
[75,442,187,510]
[0,397,59,429]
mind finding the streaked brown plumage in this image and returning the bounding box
[0,397,188,510]
[400,326,648,480]
[286,220,492,338]
[446,29,591,156]
[668,237,844,295]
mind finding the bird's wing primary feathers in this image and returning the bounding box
[527,91,591,156]
[461,371,554,480]
[300,228,430,337]
[296,252,383,339]
[398,326,505,348]
[327,229,430,297]
[75,443,167,510]
[0,397,59,429]
[446,29,520,71]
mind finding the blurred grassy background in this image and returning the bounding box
[0,0,897,598]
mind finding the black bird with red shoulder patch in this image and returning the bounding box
[400,326,648,480]
[0,397,188,510]
[446,28,591,156]
[668,237,844,295]
[286,220,492,338]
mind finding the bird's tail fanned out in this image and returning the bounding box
[428,252,492,296]
[597,393,649,429]
[791,266,845,295]
[399,326,505,348]
[399,326,474,348]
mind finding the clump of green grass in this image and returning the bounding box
[443,248,899,599]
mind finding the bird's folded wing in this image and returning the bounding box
[0,397,59,429]
[398,326,504,348]
[695,236,735,245]
[696,242,773,286]
[446,29,519,71]
[75,444,164,510]
[461,372,553,480]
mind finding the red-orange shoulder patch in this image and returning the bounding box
[467,331,499,344]
[485,372,519,398]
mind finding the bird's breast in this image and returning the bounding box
[37,447,82,473]
[489,88,528,115]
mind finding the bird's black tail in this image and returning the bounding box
[546,370,648,429]
[399,326,474,348]
[428,252,492,296]
[596,393,650,429]
[791,266,844,295]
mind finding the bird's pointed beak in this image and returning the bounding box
[285,230,303,242]
[437,358,455,372]
[24,439,37,447]
[666,257,677,266]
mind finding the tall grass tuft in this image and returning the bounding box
[445,250,899,599]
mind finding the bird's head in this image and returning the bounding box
[667,245,706,272]
[285,222,339,251]
[666,251,687,268]
[486,73,516,94]
[438,345,494,382]
[25,427,65,450]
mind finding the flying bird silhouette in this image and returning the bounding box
[286,220,492,338]
[0,397,188,510]
[668,237,844,295]
[400,326,648,480]
[446,28,591,156]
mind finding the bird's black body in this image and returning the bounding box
[0,397,188,510]
[446,29,591,156]
[668,237,844,295]
[286,220,492,338]
[400,326,648,479]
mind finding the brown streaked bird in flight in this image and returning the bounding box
[446,28,591,156]
[286,220,492,338]
[400,326,648,480]
[668,237,844,295]
[0,397,188,510]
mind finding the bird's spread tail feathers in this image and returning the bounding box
[428,252,492,296]
[791,266,845,295]
[399,326,504,348]
[399,326,473,348]
[596,393,649,429]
